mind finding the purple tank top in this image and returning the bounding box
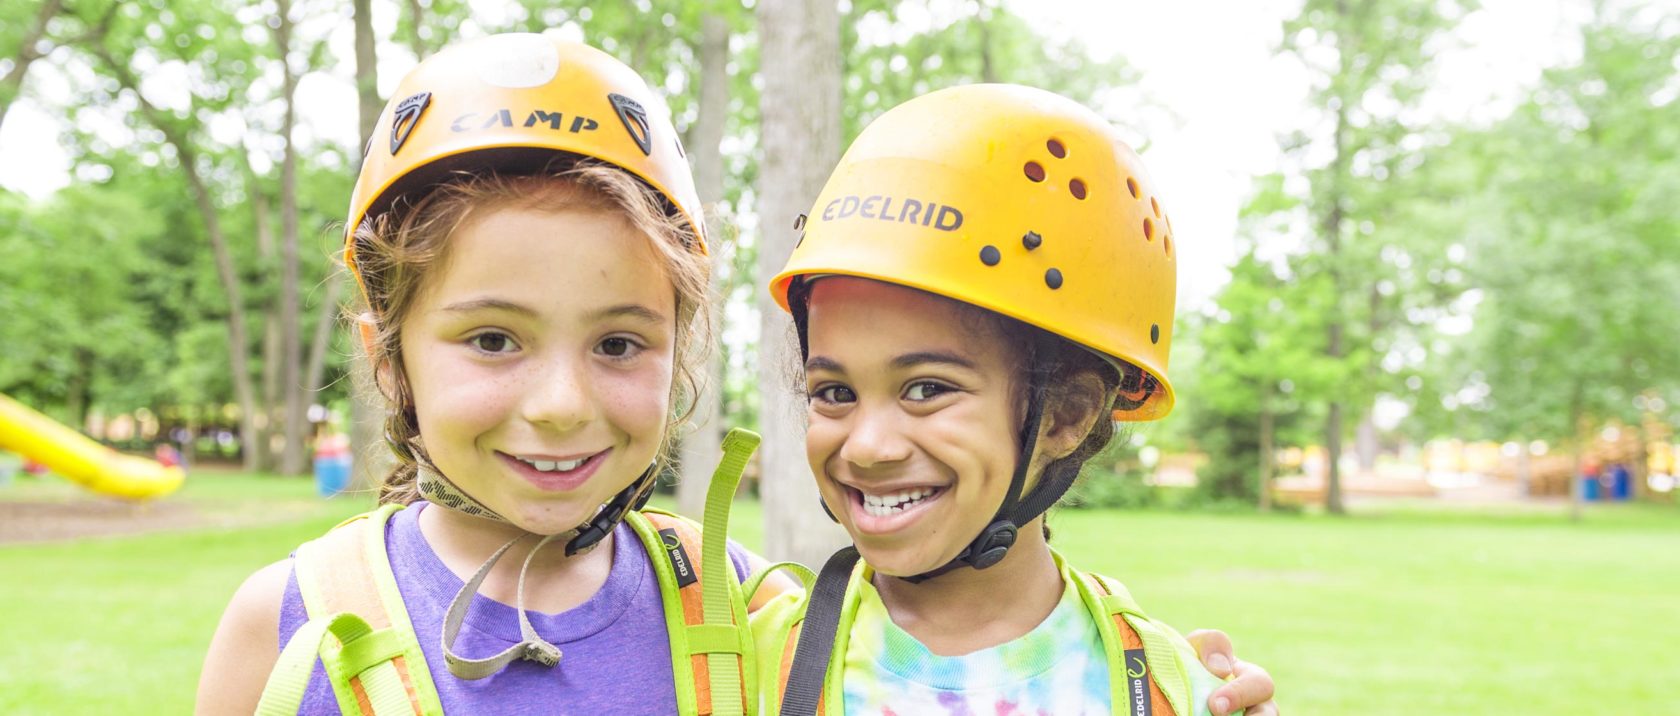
[278,502,749,714]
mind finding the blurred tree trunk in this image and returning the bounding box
[1355,416,1378,474]
[252,176,280,472]
[1258,382,1274,512]
[0,0,63,131]
[404,0,429,58]
[349,0,392,493]
[94,47,262,471]
[756,0,848,567]
[272,0,310,475]
[675,13,730,519]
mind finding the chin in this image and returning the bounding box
[854,541,949,578]
[503,495,611,536]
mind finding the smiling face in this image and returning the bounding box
[803,277,1036,575]
[399,204,676,534]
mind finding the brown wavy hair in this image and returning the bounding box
[348,160,711,505]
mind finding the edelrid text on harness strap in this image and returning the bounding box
[257,429,773,716]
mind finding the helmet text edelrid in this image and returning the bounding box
[819,194,964,231]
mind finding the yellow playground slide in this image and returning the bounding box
[0,393,183,500]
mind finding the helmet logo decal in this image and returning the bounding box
[447,109,600,134]
[819,194,963,231]
[608,93,654,156]
[389,92,432,156]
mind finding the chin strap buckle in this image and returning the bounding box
[965,519,1018,570]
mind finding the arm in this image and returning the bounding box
[1187,629,1278,716]
[194,559,291,716]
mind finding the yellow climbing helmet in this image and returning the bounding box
[771,83,1178,420]
[345,33,706,299]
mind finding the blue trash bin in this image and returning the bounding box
[1610,465,1632,501]
[1582,475,1601,501]
[314,451,351,497]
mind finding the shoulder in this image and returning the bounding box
[194,559,292,714]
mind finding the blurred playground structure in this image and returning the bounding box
[0,393,183,500]
[1257,417,1677,507]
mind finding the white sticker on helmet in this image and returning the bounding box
[475,33,560,89]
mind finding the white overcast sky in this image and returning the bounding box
[0,0,1644,310]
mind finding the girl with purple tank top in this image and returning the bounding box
[196,35,777,714]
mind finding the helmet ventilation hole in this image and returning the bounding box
[1024,162,1046,182]
[1151,197,1161,217]
[1069,178,1087,200]
[1126,177,1140,198]
[1143,218,1155,241]
[1047,138,1067,158]
[1151,324,1161,344]
[1164,234,1173,256]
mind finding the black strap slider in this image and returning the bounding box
[967,520,1018,570]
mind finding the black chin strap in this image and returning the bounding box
[566,464,658,555]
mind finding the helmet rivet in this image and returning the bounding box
[1045,268,1064,289]
[1151,324,1160,344]
[1022,231,1042,250]
[980,245,1002,266]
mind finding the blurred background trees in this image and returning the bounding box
[1,0,1676,560]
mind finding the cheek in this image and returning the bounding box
[406,345,516,440]
[591,353,674,437]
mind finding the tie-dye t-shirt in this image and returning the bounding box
[839,575,1111,716]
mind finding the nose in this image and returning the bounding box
[837,401,912,469]
[520,351,596,432]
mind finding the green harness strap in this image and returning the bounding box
[624,428,762,716]
[1081,571,1193,716]
[260,503,444,716]
[700,429,760,716]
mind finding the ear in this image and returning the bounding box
[1035,370,1109,462]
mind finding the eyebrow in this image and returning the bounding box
[588,303,666,324]
[440,299,665,324]
[441,298,537,317]
[805,351,977,374]
[890,351,978,371]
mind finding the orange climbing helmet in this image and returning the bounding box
[344,33,706,301]
[771,83,1178,420]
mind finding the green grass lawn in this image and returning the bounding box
[1,471,1673,714]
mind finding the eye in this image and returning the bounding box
[904,381,954,401]
[597,336,644,359]
[469,331,518,354]
[811,384,857,405]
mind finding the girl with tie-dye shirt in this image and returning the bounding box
[750,84,1279,716]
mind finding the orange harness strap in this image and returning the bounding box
[644,511,746,716]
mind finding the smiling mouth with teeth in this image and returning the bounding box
[859,487,942,517]
[515,455,591,472]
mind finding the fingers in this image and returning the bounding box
[1185,628,1236,678]
[1209,659,1276,716]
